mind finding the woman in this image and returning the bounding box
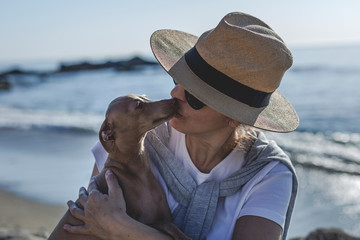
[63,12,299,240]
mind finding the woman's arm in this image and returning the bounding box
[232,216,282,240]
[231,163,293,240]
[47,164,102,240]
[64,169,173,240]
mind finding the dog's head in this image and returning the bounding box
[99,94,178,153]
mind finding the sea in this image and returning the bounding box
[0,44,360,238]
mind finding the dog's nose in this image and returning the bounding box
[171,98,179,110]
[170,98,177,105]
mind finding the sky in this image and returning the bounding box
[1,0,360,63]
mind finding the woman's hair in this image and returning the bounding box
[235,124,258,154]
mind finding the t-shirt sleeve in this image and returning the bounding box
[91,141,108,172]
[238,162,293,229]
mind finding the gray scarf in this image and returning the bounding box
[145,123,298,240]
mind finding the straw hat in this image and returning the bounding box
[150,12,299,132]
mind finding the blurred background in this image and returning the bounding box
[0,0,360,238]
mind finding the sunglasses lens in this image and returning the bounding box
[184,90,205,110]
[173,79,205,110]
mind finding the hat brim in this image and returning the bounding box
[150,29,299,133]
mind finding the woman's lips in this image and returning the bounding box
[174,108,183,118]
[172,99,185,118]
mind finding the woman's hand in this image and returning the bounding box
[64,169,128,239]
[64,169,173,240]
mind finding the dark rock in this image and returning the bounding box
[0,57,158,78]
[0,68,42,76]
[114,57,158,71]
[127,56,157,66]
[58,61,96,72]
[0,69,51,83]
[0,80,11,90]
[291,228,360,240]
[0,56,159,90]
[5,69,24,75]
[57,56,157,73]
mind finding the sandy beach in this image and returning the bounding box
[0,187,67,239]
[0,128,97,239]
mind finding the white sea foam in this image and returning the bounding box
[266,131,360,175]
[0,105,103,133]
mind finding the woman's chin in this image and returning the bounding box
[169,118,182,132]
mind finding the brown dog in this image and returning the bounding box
[49,94,189,240]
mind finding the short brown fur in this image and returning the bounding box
[49,94,189,240]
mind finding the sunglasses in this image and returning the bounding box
[173,80,205,110]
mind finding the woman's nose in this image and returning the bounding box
[170,84,185,101]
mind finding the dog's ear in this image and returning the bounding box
[99,119,115,153]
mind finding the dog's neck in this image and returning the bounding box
[104,134,150,175]
[95,135,150,195]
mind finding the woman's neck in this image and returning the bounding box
[185,128,238,173]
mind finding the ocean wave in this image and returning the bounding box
[0,105,103,134]
[1,105,359,176]
[266,131,360,176]
[290,65,360,75]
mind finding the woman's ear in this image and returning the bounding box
[228,119,242,128]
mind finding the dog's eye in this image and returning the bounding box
[135,101,143,109]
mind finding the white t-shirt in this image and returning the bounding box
[92,126,293,240]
